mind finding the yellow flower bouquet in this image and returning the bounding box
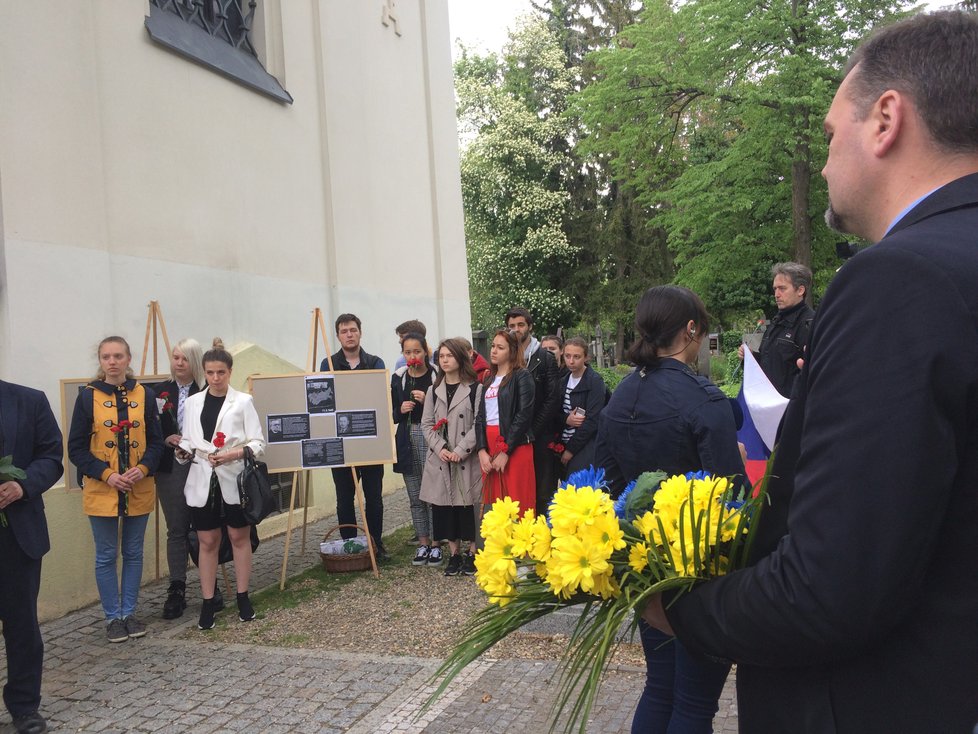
[427,466,768,733]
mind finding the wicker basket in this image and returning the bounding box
[319,524,373,573]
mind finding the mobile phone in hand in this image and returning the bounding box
[573,407,586,417]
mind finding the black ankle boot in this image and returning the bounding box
[237,591,255,622]
[198,598,217,630]
[162,581,186,620]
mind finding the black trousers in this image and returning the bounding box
[0,525,43,717]
[331,464,385,544]
[533,438,559,516]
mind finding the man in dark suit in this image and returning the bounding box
[0,381,64,734]
[643,11,978,733]
[505,307,560,514]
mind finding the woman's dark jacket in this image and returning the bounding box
[551,366,607,464]
[475,369,535,453]
[593,358,744,496]
[391,365,434,474]
[152,378,202,473]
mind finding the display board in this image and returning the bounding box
[249,370,395,473]
[59,375,169,491]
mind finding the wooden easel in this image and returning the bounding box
[278,308,380,589]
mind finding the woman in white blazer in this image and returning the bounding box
[176,339,265,630]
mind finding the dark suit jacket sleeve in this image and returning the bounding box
[18,388,64,500]
[506,370,535,448]
[667,246,974,666]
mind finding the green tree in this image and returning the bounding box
[574,0,911,324]
[456,17,579,333]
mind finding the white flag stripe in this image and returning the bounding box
[743,345,790,452]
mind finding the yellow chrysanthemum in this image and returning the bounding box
[479,496,522,539]
[578,513,627,557]
[510,511,538,558]
[549,484,613,538]
[628,541,649,573]
[528,515,552,562]
[547,534,612,595]
[589,570,620,600]
[633,511,658,541]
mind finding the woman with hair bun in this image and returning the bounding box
[67,336,164,643]
[176,339,266,630]
[594,286,744,734]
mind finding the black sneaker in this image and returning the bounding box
[412,546,431,566]
[374,542,391,563]
[162,581,186,619]
[198,598,217,630]
[12,711,47,734]
[427,546,443,566]
[237,591,256,622]
[444,553,463,576]
[123,615,147,639]
[461,553,476,576]
[106,618,128,643]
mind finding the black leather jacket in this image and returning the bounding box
[526,346,560,438]
[475,369,535,453]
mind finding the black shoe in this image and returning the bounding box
[444,553,463,576]
[237,591,256,622]
[12,711,47,734]
[162,581,186,619]
[123,615,147,639]
[461,553,476,576]
[374,542,391,562]
[106,618,128,643]
[198,598,217,630]
[212,586,225,612]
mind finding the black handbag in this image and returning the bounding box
[237,446,275,525]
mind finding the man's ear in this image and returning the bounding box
[872,89,905,158]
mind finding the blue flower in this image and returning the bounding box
[613,479,637,519]
[561,465,608,491]
[684,470,710,481]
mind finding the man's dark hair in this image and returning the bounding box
[845,11,978,153]
[626,286,710,369]
[771,262,813,294]
[395,319,426,338]
[334,313,362,334]
[504,307,534,328]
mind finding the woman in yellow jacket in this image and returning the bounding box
[67,336,164,643]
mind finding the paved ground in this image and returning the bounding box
[2,490,738,733]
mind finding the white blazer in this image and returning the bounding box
[178,386,266,508]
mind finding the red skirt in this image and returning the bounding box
[482,424,536,517]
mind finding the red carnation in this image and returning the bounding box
[554,443,565,453]
[110,425,123,434]
[159,391,170,399]
[494,436,509,455]
[407,358,424,368]
[433,418,448,431]
[118,420,132,429]
[213,432,226,448]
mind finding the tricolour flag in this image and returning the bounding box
[737,346,789,485]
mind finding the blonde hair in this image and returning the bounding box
[95,336,134,381]
[171,338,205,388]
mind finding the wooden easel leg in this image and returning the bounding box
[220,564,231,597]
[351,470,379,578]
[279,471,300,591]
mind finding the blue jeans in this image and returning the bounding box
[89,514,150,621]
[631,619,731,734]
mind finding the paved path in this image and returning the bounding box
[3,491,738,733]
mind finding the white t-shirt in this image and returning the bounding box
[484,376,503,426]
